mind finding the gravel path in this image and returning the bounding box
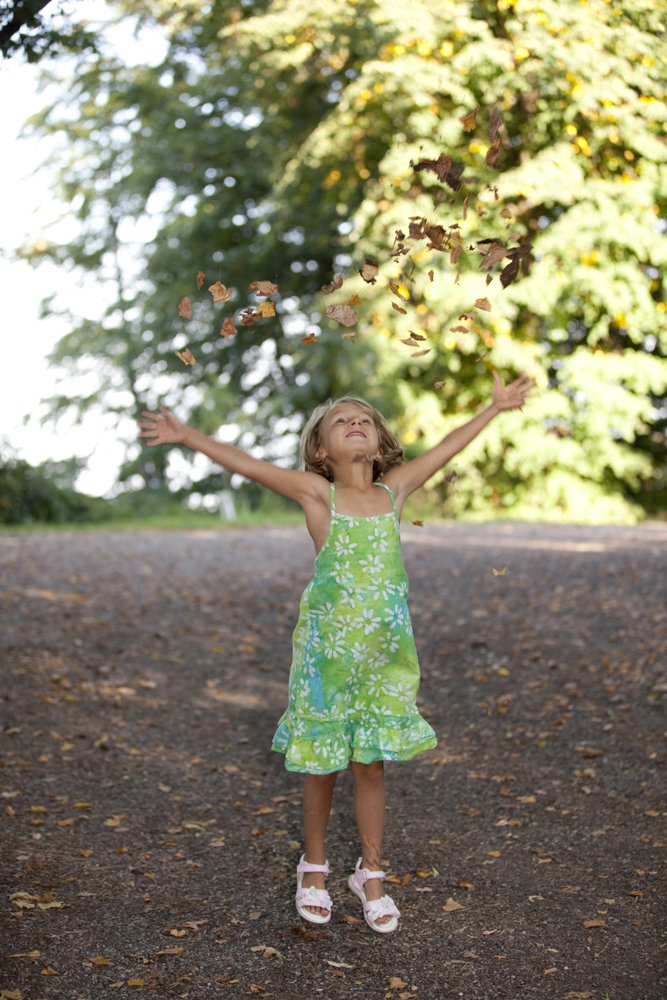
[1,521,667,1000]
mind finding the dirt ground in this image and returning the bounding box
[1,520,667,1000]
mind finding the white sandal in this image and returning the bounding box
[348,857,401,933]
[295,854,333,925]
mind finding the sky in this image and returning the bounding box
[0,0,168,496]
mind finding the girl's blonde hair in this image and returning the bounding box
[300,395,404,482]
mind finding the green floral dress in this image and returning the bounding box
[272,482,437,774]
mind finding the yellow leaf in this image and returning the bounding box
[208,281,233,303]
[443,897,465,912]
[223,765,239,773]
[127,979,144,987]
[91,956,113,966]
[492,567,507,576]
[326,960,354,968]
[389,977,407,989]
[288,840,301,850]
[40,967,60,976]
[38,901,65,910]
[9,951,40,958]
[157,783,171,793]
[348,294,361,306]
[72,802,91,809]
[256,301,275,317]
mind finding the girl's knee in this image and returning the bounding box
[351,760,384,785]
[305,771,338,789]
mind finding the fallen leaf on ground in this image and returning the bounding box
[10,951,40,958]
[327,961,354,969]
[359,259,379,283]
[492,567,507,577]
[582,919,606,928]
[196,270,205,290]
[109,982,125,989]
[248,280,278,296]
[389,977,407,989]
[0,991,23,1000]
[40,968,60,976]
[248,911,262,920]
[342,914,363,925]
[566,993,593,999]
[412,520,423,527]
[257,301,275,317]
[322,274,344,294]
[178,296,192,319]
[460,108,478,131]
[415,868,431,878]
[91,956,113,966]
[209,281,234,303]
[543,968,557,975]
[326,304,358,327]
[38,901,65,910]
[301,333,318,344]
[209,838,226,847]
[175,348,196,366]
[157,783,171,793]
[154,947,184,956]
[474,297,491,311]
[460,882,475,890]
[127,979,144,987]
[56,818,74,827]
[288,840,301,849]
[443,898,465,912]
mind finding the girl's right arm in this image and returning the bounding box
[137,405,326,506]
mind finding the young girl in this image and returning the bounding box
[138,370,532,933]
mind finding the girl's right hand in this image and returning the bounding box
[137,406,189,446]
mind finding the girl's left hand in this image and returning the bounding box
[491,371,535,412]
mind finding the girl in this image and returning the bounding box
[138,370,532,933]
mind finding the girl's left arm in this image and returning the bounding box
[384,371,534,502]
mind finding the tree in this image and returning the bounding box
[0,0,98,62]
[23,0,667,520]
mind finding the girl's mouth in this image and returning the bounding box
[346,431,367,438]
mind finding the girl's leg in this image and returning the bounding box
[301,771,339,916]
[349,760,392,925]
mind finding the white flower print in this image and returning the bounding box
[366,672,391,697]
[351,641,371,662]
[378,630,400,653]
[368,651,389,671]
[354,608,382,635]
[302,651,319,677]
[386,680,413,704]
[334,533,358,557]
[367,526,389,552]
[323,631,347,659]
[339,588,358,609]
[312,740,331,758]
[359,554,385,578]
[332,613,355,637]
[332,560,355,589]
[296,677,311,699]
[374,581,397,602]
[384,604,405,630]
[311,601,336,621]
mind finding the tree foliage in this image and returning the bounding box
[0,0,99,62]
[23,0,667,521]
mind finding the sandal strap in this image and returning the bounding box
[296,885,333,908]
[363,894,400,920]
[297,854,330,876]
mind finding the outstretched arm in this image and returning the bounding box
[383,371,534,502]
[137,406,324,506]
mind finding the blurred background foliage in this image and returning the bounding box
[12,0,667,525]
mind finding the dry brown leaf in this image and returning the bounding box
[41,968,60,976]
[443,898,465,912]
[488,105,503,143]
[154,948,185,956]
[415,868,431,878]
[196,270,205,291]
[582,919,606,928]
[474,297,492,311]
[410,332,426,341]
[566,993,593,999]
[462,195,469,221]
[454,271,460,284]
[499,208,512,219]
[410,153,464,191]
[450,245,462,265]
[256,301,275,317]
[400,338,421,347]
[500,257,521,288]
[509,231,521,241]
[127,979,144,987]
[389,978,407,990]
[220,316,237,339]
[389,280,407,300]
[157,783,171,793]
[460,108,477,132]
[428,269,434,282]
[91,956,113,966]
[543,968,557,976]
[248,280,278,296]
[175,348,196,366]
[341,332,356,340]
[326,961,354,969]
[322,274,344,295]
[348,294,361,306]
[411,349,431,357]
[209,281,234,303]
[459,310,477,321]
[477,241,508,270]
[450,325,469,334]
[301,333,318,344]
[412,520,423,527]
[342,914,363,925]
[434,381,446,389]
[392,302,407,314]
[10,951,40,958]
[359,259,379,283]
[240,308,262,326]
[486,139,502,168]
[486,273,493,286]
[326,303,358,327]
[178,296,192,319]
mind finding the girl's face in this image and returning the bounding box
[316,404,382,470]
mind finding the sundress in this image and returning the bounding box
[272,481,437,774]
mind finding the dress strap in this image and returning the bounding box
[330,482,336,512]
[375,481,397,513]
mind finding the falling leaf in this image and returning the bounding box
[326,303,358,327]
[582,919,606,928]
[508,232,521,241]
[492,567,507,577]
[359,259,379,283]
[196,270,205,290]
[392,302,407,314]
[326,961,354,969]
[411,349,431,357]
[209,281,234,303]
[240,308,262,326]
[389,978,407,989]
[178,296,192,320]
[450,245,462,265]
[488,105,504,142]
[220,316,237,338]
[301,333,318,345]
[443,898,465,912]
[477,240,508,270]
[9,951,40,958]
[175,348,196,366]
[462,195,469,221]
[342,914,363,925]
[434,381,446,389]
[486,139,502,168]
[460,108,478,131]
[445,471,458,484]
[322,274,344,295]
[341,331,356,340]
[454,271,460,284]
[256,301,275,317]
[499,257,521,288]
[450,325,469,334]
[410,153,465,191]
[412,520,424,527]
[401,338,420,347]
[157,783,171,793]
[348,294,361,306]
[474,297,492,312]
[248,280,278,296]
[428,269,434,281]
